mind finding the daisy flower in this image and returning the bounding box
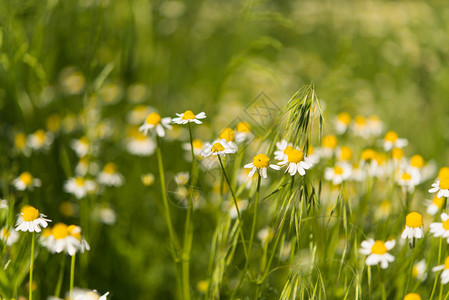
[75,156,99,176]
[351,115,370,138]
[125,127,156,157]
[274,140,293,161]
[141,173,155,186]
[174,172,190,185]
[278,148,313,176]
[391,148,406,169]
[324,163,352,185]
[383,131,408,151]
[47,223,81,256]
[97,163,124,187]
[16,205,51,232]
[318,135,338,158]
[14,132,31,156]
[359,239,395,269]
[0,227,19,246]
[139,112,172,137]
[71,136,91,157]
[438,167,449,180]
[13,172,41,191]
[235,121,253,143]
[427,196,444,216]
[39,228,53,249]
[218,128,238,151]
[182,139,204,159]
[334,112,351,134]
[27,129,53,151]
[244,153,280,178]
[412,260,427,281]
[432,256,449,284]
[68,288,109,300]
[409,154,425,172]
[306,145,320,165]
[336,146,352,163]
[403,293,421,300]
[92,205,117,225]
[430,213,449,242]
[201,139,236,157]
[367,115,383,137]
[64,177,97,199]
[396,169,421,193]
[172,110,206,125]
[429,177,449,198]
[401,212,424,240]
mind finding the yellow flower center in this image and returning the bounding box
[337,112,351,125]
[283,146,294,155]
[368,115,380,122]
[21,206,40,222]
[405,212,423,228]
[354,115,366,126]
[334,166,344,175]
[361,149,376,161]
[52,223,69,240]
[401,172,412,181]
[182,110,196,120]
[443,220,449,231]
[287,149,304,163]
[439,167,449,180]
[339,146,352,161]
[404,293,421,300]
[68,225,81,240]
[439,178,449,190]
[211,143,225,153]
[392,148,404,160]
[445,256,449,269]
[410,155,424,168]
[375,153,387,165]
[192,139,203,149]
[371,241,388,255]
[145,113,161,125]
[84,292,100,300]
[15,133,27,149]
[34,129,46,143]
[236,121,251,133]
[42,228,52,238]
[322,135,337,149]
[219,128,235,142]
[308,145,314,155]
[433,196,444,208]
[19,172,33,186]
[103,163,117,174]
[385,131,398,143]
[75,177,85,186]
[253,154,270,169]
[79,136,89,146]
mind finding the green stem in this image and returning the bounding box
[29,232,35,300]
[431,237,444,300]
[379,266,386,300]
[248,174,261,259]
[217,155,248,259]
[70,254,76,299]
[156,136,181,255]
[54,254,66,297]
[404,244,415,297]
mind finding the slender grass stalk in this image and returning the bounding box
[248,174,262,261]
[70,254,76,299]
[217,155,248,259]
[29,232,35,300]
[378,266,386,300]
[404,242,415,297]
[54,254,66,298]
[156,135,181,255]
[431,237,444,300]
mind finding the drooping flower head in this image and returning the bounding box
[401,212,424,240]
[16,205,51,233]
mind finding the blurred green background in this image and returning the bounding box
[1,0,449,299]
